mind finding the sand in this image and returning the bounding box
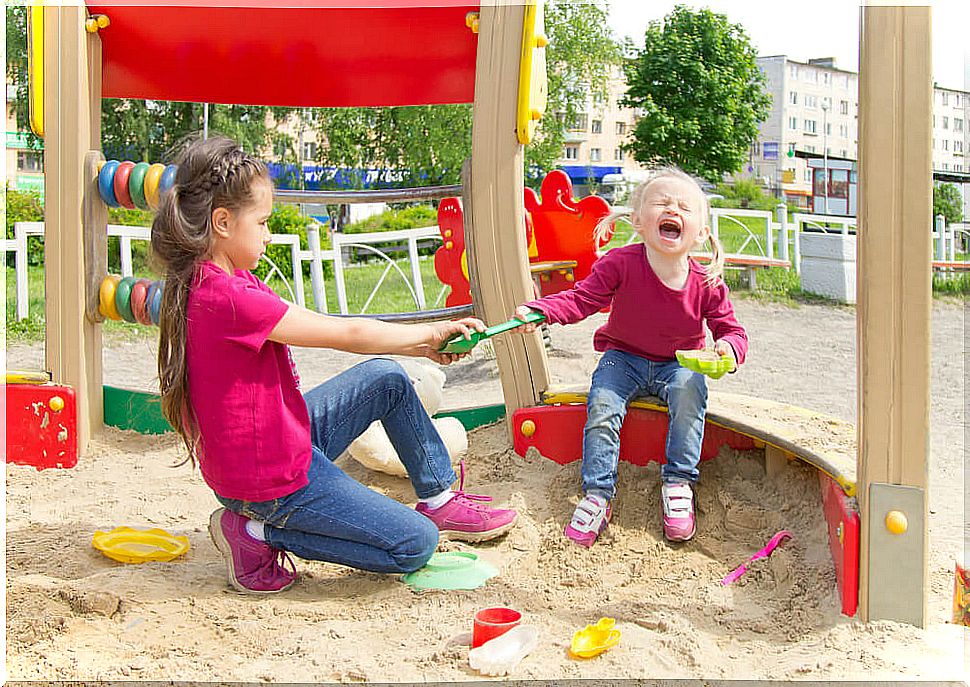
[5,298,968,681]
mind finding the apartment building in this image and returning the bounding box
[5,84,44,194]
[754,55,970,216]
[555,66,646,198]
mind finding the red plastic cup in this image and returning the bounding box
[472,607,521,648]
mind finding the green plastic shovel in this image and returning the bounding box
[439,311,546,354]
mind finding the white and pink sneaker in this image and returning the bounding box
[661,482,696,542]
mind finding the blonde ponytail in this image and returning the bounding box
[701,232,726,287]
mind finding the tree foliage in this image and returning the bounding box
[622,5,771,182]
[933,182,964,225]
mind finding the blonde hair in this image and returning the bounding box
[594,166,725,286]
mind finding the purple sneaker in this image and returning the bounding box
[661,482,696,542]
[416,462,517,542]
[564,494,611,548]
[208,508,296,594]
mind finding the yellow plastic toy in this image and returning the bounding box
[92,526,190,564]
[569,617,621,658]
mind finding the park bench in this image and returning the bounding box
[695,253,792,289]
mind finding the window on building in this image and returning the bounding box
[302,142,318,160]
[943,116,949,130]
[788,116,798,130]
[789,91,798,105]
[591,119,602,134]
[17,152,42,173]
[942,162,949,171]
[614,148,624,161]
[954,140,964,154]
[840,100,849,115]
[941,91,949,106]
[942,139,950,151]
[789,64,799,79]
[839,124,848,137]
[569,114,588,131]
[955,94,962,107]
[615,121,626,135]
[804,169,812,182]
[955,118,964,132]
[825,123,832,135]
[564,145,579,160]
[823,72,831,86]
[805,145,816,153]
[957,164,964,172]
[805,94,818,108]
[804,119,817,134]
[590,148,602,162]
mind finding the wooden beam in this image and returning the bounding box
[857,6,931,625]
[44,6,103,453]
[467,3,549,417]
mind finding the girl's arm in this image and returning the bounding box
[513,253,620,330]
[268,303,484,365]
[705,286,748,366]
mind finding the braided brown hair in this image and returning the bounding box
[150,136,270,465]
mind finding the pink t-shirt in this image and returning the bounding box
[186,261,311,501]
[525,244,748,364]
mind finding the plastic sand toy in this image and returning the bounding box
[439,312,546,354]
[469,624,539,676]
[401,551,498,591]
[675,348,736,380]
[91,526,190,564]
[569,617,621,658]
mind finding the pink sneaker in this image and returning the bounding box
[208,508,297,594]
[416,462,517,542]
[661,482,696,542]
[564,494,611,548]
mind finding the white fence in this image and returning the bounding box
[6,210,967,320]
[4,221,442,321]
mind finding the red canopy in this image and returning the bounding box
[87,1,480,107]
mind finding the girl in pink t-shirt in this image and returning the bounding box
[151,136,516,594]
[514,167,747,548]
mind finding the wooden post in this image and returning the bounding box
[467,3,550,416]
[857,6,931,625]
[44,6,103,453]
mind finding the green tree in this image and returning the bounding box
[933,182,964,225]
[313,0,619,188]
[622,5,771,182]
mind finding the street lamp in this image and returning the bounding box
[820,100,830,215]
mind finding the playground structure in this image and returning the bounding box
[24,1,933,627]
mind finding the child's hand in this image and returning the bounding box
[422,317,486,365]
[713,339,737,366]
[513,306,541,333]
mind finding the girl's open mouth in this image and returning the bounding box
[659,218,682,240]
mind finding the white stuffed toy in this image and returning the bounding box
[347,359,468,477]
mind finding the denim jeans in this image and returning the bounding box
[216,358,457,573]
[582,349,708,500]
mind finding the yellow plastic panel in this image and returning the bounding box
[516,0,547,144]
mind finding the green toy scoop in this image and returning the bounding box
[439,311,546,354]
[675,348,736,380]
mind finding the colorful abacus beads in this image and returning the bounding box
[98,275,164,325]
[97,160,177,210]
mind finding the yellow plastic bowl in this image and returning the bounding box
[92,526,190,564]
[569,617,621,658]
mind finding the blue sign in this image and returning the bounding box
[763,142,779,160]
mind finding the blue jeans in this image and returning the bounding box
[216,358,456,574]
[582,349,708,500]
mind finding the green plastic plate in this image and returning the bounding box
[675,348,736,380]
[439,311,546,354]
[401,551,498,591]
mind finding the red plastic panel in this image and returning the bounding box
[820,471,860,616]
[4,384,79,470]
[525,170,612,287]
[87,2,479,107]
[434,198,471,307]
[511,404,755,467]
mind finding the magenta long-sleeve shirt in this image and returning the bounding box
[524,244,748,365]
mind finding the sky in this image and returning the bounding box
[607,0,969,92]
